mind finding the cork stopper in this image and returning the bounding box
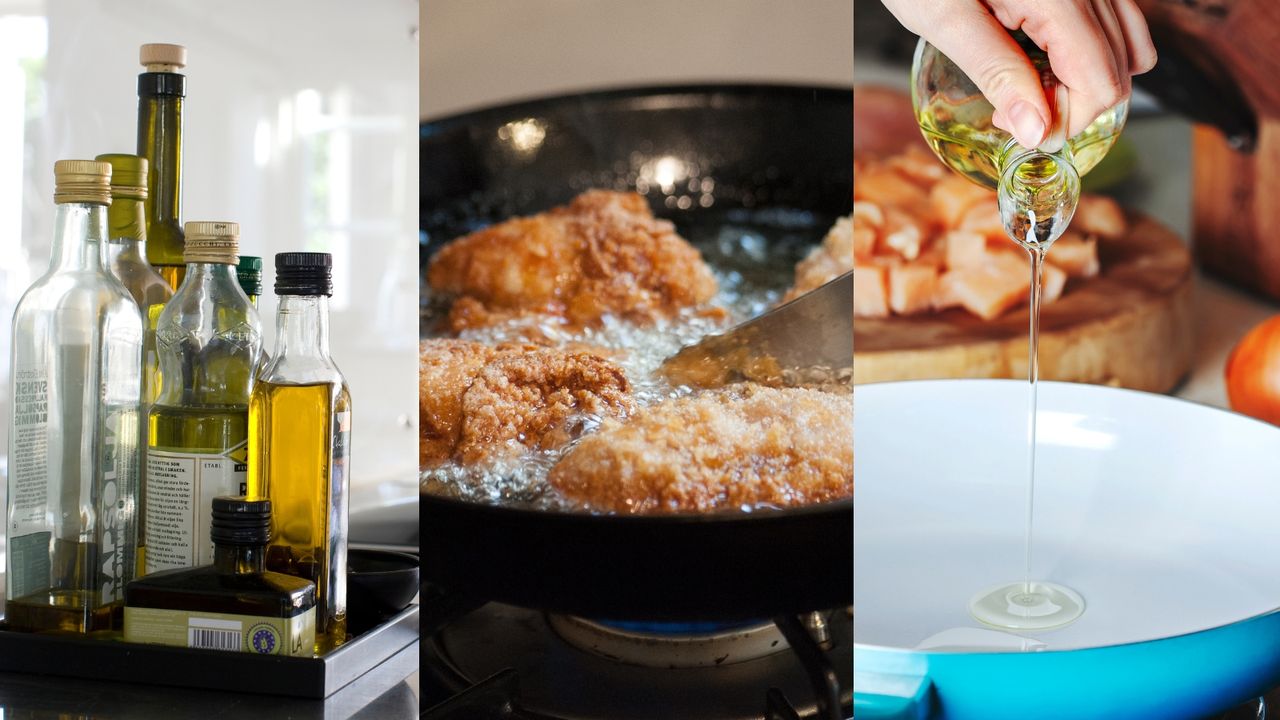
[183,221,239,264]
[94,154,148,200]
[140,43,186,73]
[53,160,111,205]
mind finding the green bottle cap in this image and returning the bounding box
[237,255,264,297]
[94,153,148,199]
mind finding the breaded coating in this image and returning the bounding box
[427,190,718,331]
[548,385,852,514]
[419,339,493,467]
[419,339,634,467]
[783,216,853,303]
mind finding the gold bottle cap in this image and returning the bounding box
[94,154,148,200]
[183,221,239,264]
[53,159,111,205]
[140,43,186,73]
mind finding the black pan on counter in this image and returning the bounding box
[420,84,852,621]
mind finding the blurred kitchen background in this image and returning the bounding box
[854,0,1276,410]
[421,0,853,120]
[0,0,420,548]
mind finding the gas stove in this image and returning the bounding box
[420,602,852,719]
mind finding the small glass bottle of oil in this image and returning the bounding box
[248,252,351,654]
[911,32,1123,247]
[124,496,316,656]
[144,222,262,575]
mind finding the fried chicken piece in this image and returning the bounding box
[419,339,493,467]
[548,385,852,514]
[419,339,634,467]
[427,190,718,332]
[782,216,853,302]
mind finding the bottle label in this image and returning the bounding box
[98,401,139,604]
[144,442,248,573]
[124,606,316,657]
[10,365,50,597]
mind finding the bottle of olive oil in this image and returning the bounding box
[96,153,173,407]
[124,497,317,656]
[248,253,351,654]
[136,43,186,290]
[6,160,143,633]
[236,255,263,307]
[912,32,1127,194]
[144,222,262,575]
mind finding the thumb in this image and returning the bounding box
[927,11,1051,149]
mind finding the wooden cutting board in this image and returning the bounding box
[854,212,1195,393]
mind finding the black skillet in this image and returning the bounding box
[420,84,852,621]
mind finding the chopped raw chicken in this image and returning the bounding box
[854,265,889,318]
[930,175,991,228]
[957,199,1005,241]
[889,264,939,315]
[854,165,930,214]
[1042,262,1068,304]
[825,146,1129,320]
[1075,195,1126,240]
[1046,232,1100,278]
[880,208,929,260]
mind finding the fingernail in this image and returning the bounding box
[1008,100,1045,149]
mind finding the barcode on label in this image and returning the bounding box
[187,619,243,652]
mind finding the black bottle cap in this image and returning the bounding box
[274,252,332,296]
[137,73,186,98]
[210,496,272,546]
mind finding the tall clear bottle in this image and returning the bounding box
[143,222,261,576]
[248,253,351,653]
[136,43,186,290]
[6,160,143,633]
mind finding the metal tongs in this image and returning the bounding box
[659,271,853,389]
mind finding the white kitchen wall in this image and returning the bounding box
[0,0,420,517]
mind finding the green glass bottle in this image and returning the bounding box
[144,222,262,576]
[96,153,173,407]
[236,256,263,307]
[136,43,186,290]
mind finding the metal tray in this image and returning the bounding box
[0,603,419,699]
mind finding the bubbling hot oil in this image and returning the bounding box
[419,215,819,511]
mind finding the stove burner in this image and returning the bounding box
[422,603,853,719]
[549,615,789,668]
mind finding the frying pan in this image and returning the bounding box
[855,379,1280,719]
[419,84,852,621]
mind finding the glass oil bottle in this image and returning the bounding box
[124,497,316,656]
[248,253,351,654]
[911,33,1128,631]
[6,160,143,633]
[144,222,262,575]
[236,255,263,307]
[912,31,1127,193]
[136,43,186,290]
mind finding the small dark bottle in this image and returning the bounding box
[123,497,316,656]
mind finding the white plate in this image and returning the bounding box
[855,379,1280,652]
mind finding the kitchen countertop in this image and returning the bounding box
[0,643,418,720]
[0,507,421,718]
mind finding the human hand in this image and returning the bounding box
[882,0,1156,148]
